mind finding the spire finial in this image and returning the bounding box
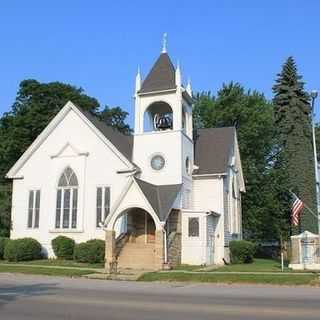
[135,65,141,93]
[162,33,167,53]
[186,77,192,96]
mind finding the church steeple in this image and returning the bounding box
[133,37,194,186]
[139,53,176,93]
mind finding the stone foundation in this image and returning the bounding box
[105,230,116,273]
[155,230,164,269]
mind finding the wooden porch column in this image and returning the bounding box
[155,229,164,270]
[105,230,117,273]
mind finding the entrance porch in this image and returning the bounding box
[105,207,165,272]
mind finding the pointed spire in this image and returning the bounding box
[135,66,141,92]
[186,77,192,96]
[161,33,167,53]
[175,60,181,87]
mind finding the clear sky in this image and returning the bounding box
[1,1,320,125]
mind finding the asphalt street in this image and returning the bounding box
[0,273,319,320]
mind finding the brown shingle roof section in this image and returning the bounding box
[139,53,176,93]
[193,127,235,175]
[135,177,181,221]
[78,107,133,162]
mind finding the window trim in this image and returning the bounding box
[188,217,200,237]
[96,185,111,228]
[54,167,79,230]
[55,186,78,230]
[27,189,41,229]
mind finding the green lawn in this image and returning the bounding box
[172,264,202,271]
[0,259,104,269]
[212,258,288,273]
[0,264,94,277]
[139,272,318,286]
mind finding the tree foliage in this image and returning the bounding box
[98,106,132,135]
[193,83,277,241]
[0,79,131,236]
[273,57,317,234]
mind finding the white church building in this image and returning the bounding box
[7,44,245,271]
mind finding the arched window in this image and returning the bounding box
[55,167,78,229]
[143,101,173,132]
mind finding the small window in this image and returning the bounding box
[27,190,41,228]
[96,187,110,227]
[151,154,165,171]
[188,217,199,237]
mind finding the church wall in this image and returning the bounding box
[181,211,208,265]
[191,176,225,263]
[10,109,129,257]
[181,132,193,207]
[192,177,224,212]
[133,130,183,185]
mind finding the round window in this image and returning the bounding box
[151,154,165,171]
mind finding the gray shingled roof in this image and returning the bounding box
[135,177,181,221]
[139,53,176,93]
[77,106,234,176]
[193,127,235,175]
[78,107,133,162]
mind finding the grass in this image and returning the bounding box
[0,264,94,277]
[138,272,319,286]
[172,264,201,271]
[0,259,104,269]
[213,258,288,273]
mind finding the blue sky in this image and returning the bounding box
[1,1,320,125]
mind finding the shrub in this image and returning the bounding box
[74,239,105,264]
[0,237,9,259]
[52,236,75,260]
[4,238,42,262]
[229,240,256,264]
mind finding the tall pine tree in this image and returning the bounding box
[273,57,317,234]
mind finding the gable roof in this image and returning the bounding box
[6,101,134,178]
[139,53,176,93]
[193,127,235,175]
[134,177,181,221]
[77,107,133,162]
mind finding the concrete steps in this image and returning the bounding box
[117,242,156,270]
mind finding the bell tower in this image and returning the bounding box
[133,35,194,186]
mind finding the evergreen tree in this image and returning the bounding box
[273,57,317,234]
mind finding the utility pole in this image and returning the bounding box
[310,90,320,236]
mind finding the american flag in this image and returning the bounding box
[291,192,304,226]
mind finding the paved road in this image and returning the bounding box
[0,273,319,320]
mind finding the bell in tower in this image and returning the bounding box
[154,113,173,131]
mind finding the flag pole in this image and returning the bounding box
[289,190,318,220]
[310,90,320,238]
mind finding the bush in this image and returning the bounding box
[52,236,75,260]
[0,237,9,259]
[74,239,105,264]
[230,240,256,264]
[4,238,42,262]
